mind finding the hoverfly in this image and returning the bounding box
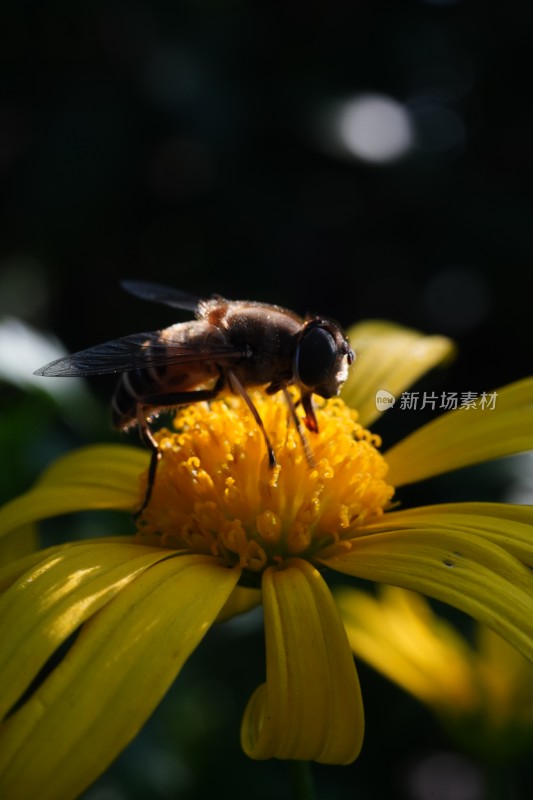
[35,281,355,514]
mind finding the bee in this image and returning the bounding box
[35,281,355,514]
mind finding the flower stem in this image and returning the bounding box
[289,760,316,800]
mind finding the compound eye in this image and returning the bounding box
[296,325,337,389]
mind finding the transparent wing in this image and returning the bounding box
[34,330,244,377]
[120,280,202,311]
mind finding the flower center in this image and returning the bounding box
[136,392,394,577]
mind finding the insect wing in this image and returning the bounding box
[34,331,244,377]
[121,280,201,311]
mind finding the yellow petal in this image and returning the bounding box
[358,502,533,566]
[0,524,38,567]
[0,555,240,800]
[37,443,148,490]
[342,321,454,427]
[321,529,533,663]
[241,558,363,764]
[385,377,533,486]
[216,584,262,623]
[0,541,171,720]
[474,626,533,727]
[0,537,138,594]
[0,445,148,540]
[336,586,478,712]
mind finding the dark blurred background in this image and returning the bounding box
[1,0,532,385]
[1,1,533,798]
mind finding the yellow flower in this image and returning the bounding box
[337,585,533,760]
[1,320,533,799]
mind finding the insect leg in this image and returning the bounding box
[135,376,226,518]
[282,387,316,467]
[227,370,277,468]
[141,384,224,409]
[134,404,161,520]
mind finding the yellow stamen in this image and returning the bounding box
[136,392,394,575]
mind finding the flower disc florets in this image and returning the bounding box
[136,392,394,577]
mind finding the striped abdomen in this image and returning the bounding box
[111,365,167,430]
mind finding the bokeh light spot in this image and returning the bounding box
[336,94,414,164]
[423,267,490,334]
